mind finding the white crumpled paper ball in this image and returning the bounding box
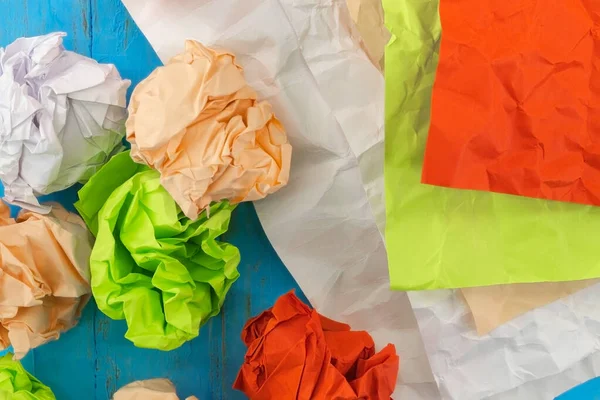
[0,32,131,213]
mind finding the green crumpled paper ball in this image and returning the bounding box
[0,353,56,399]
[74,151,241,350]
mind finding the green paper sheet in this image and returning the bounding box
[75,152,241,350]
[0,353,56,400]
[384,0,600,290]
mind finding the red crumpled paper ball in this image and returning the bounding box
[234,291,399,399]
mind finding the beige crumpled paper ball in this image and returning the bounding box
[113,379,198,400]
[0,201,92,359]
[126,40,292,220]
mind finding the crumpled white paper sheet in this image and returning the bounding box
[495,351,600,400]
[120,0,439,397]
[409,283,600,400]
[0,32,130,213]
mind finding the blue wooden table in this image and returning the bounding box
[0,1,305,398]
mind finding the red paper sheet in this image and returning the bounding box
[422,0,600,205]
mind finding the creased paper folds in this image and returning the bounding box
[75,151,240,350]
[234,292,399,400]
[127,40,292,220]
[0,32,130,213]
[0,201,91,359]
[113,379,198,400]
[0,353,56,399]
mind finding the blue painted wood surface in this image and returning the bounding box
[0,1,306,398]
[556,378,600,400]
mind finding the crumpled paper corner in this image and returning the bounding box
[75,151,240,350]
[126,39,292,220]
[0,201,92,359]
[0,31,130,213]
[346,0,391,70]
[234,292,399,399]
[113,379,198,400]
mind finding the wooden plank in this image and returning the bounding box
[31,305,98,398]
[0,0,91,55]
[87,0,160,97]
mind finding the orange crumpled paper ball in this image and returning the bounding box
[126,40,292,220]
[0,201,92,359]
[234,292,399,399]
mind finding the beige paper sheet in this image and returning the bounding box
[462,280,600,335]
[346,0,390,70]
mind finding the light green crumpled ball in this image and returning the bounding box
[0,353,56,400]
[75,151,241,350]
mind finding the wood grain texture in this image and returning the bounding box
[0,1,306,398]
